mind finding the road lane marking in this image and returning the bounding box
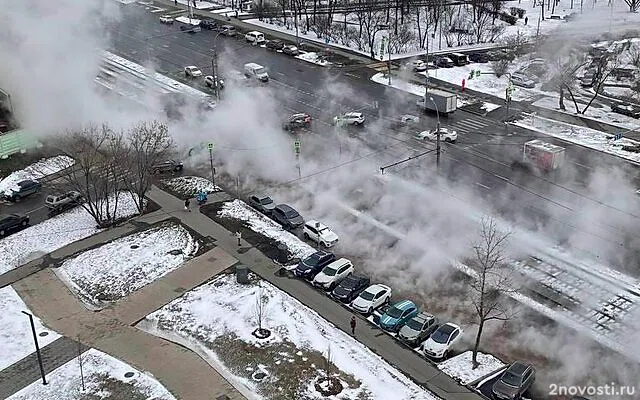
[475,182,491,190]
[494,174,509,181]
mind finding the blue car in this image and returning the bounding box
[379,300,419,332]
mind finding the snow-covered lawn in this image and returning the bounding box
[140,274,438,400]
[0,155,74,196]
[0,192,141,276]
[295,51,332,67]
[218,199,315,261]
[161,176,221,198]
[7,348,176,400]
[512,114,640,164]
[0,286,60,371]
[56,223,198,310]
[437,351,506,385]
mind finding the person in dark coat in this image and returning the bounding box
[184,198,191,212]
[350,316,356,335]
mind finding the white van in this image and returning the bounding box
[244,63,269,82]
[245,31,265,44]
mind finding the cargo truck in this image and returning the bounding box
[416,89,457,115]
[514,139,565,172]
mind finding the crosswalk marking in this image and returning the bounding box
[448,116,492,134]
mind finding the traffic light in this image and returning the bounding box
[468,69,481,79]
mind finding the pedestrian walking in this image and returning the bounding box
[350,316,356,335]
[524,16,528,25]
[184,198,191,212]
[236,231,242,246]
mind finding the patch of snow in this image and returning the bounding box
[0,192,141,275]
[480,102,501,113]
[141,274,438,400]
[0,286,60,371]
[0,155,74,196]
[218,199,315,260]
[175,0,216,9]
[295,51,332,67]
[162,175,221,196]
[437,351,506,385]
[7,348,176,400]
[371,72,426,97]
[175,16,201,25]
[56,223,198,309]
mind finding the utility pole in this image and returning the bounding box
[294,139,301,178]
[211,54,220,100]
[22,311,47,385]
[429,97,441,168]
[78,338,85,391]
[208,142,215,186]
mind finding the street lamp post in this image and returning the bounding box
[21,311,47,385]
[375,24,392,85]
[429,96,441,168]
[212,31,225,101]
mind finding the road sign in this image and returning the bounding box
[614,133,624,140]
[294,139,301,154]
[207,142,214,150]
[468,69,481,79]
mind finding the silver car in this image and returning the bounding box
[397,313,439,347]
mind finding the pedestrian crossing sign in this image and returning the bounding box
[294,140,301,153]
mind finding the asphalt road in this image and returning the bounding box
[106,4,640,270]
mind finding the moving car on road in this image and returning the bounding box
[331,275,370,303]
[351,284,392,314]
[220,25,237,36]
[45,191,83,214]
[184,66,203,78]
[180,24,201,33]
[492,361,536,400]
[204,75,225,90]
[0,214,29,237]
[312,258,354,290]
[416,127,458,143]
[422,322,462,359]
[411,60,428,71]
[266,39,285,51]
[397,313,439,347]
[282,44,299,56]
[159,15,174,24]
[282,113,312,131]
[611,102,640,118]
[333,112,365,126]
[198,19,217,30]
[245,31,266,45]
[3,179,41,202]
[152,160,183,174]
[271,204,304,229]
[244,63,269,82]
[379,300,419,332]
[294,251,336,280]
[303,220,339,248]
[248,195,276,214]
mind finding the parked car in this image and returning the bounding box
[422,322,462,359]
[0,214,29,237]
[510,73,536,88]
[282,44,299,56]
[416,127,458,143]
[271,204,304,229]
[411,60,428,71]
[184,66,203,78]
[468,52,489,63]
[248,194,276,214]
[199,19,217,29]
[180,24,201,33]
[294,251,336,280]
[282,113,312,131]
[266,39,285,51]
[379,300,419,332]
[448,53,469,66]
[492,361,536,400]
[312,258,354,290]
[152,160,183,174]
[611,103,640,118]
[303,220,339,248]
[245,31,266,44]
[331,275,370,303]
[204,75,225,90]
[3,179,41,202]
[333,112,365,126]
[159,15,174,24]
[435,57,454,68]
[487,49,516,61]
[397,313,439,347]
[351,284,392,314]
[45,191,83,211]
[220,25,237,36]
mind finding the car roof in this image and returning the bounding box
[328,257,351,267]
[364,284,389,294]
[413,312,435,322]
[346,112,362,117]
[247,30,263,34]
[391,300,417,311]
[438,322,459,334]
[507,361,531,375]
[275,204,294,212]
[306,219,327,228]
[17,179,35,185]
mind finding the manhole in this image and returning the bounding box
[38,332,49,337]
[251,370,268,381]
[124,372,135,378]
[130,244,139,249]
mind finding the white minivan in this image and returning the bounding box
[245,31,265,44]
[244,62,269,82]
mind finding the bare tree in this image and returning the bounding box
[581,50,621,114]
[549,49,588,112]
[123,121,173,213]
[491,59,510,77]
[624,0,640,12]
[253,283,270,338]
[472,8,493,43]
[469,217,514,369]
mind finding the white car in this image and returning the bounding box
[312,258,354,290]
[351,284,392,314]
[510,73,536,88]
[411,60,428,71]
[416,127,458,143]
[245,31,266,44]
[333,112,365,126]
[204,75,225,89]
[303,220,339,248]
[159,15,174,24]
[184,66,203,78]
[422,322,462,359]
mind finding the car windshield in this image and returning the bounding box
[284,210,299,218]
[500,371,522,387]
[340,277,358,288]
[406,318,424,330]
[303,253,323,267]
[360,290,375,301]
[431,327,453,344]
[260,197,273,205]
[323,266,337,276]
[386,306,403,319]
[255,67,266,74]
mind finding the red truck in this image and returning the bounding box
[521,139,565,172]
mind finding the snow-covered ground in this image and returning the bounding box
[437,351,506,385]
[0,155,74,196]
[295,51,332,67]
[0,286,60,371]
[7,348,176,400]
[512,113,640,164]
[161,175,221,197]
[140,273,439,400]
[0,192,141,276]
[56,223,198,309]
[218,199,315,261]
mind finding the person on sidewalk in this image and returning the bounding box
[174,0,177,5]
[350,316,356,335]
[184,198,191,212]
[236,231,242,246]
[524,16,528,25]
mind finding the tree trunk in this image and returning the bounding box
[564,85,581,113]
[558,86,566,110]
[416,7,423,48]
[472,319,485,369]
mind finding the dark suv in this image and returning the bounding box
[0,214,30,237]
[294,251,336,279]
[199,19,217,30]
[4,179,41,202]
[492,361,536,400]
[271,204,304,229]
[152,160,184,174]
